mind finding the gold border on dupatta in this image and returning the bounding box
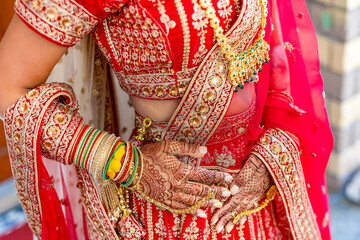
[251,128,322,240]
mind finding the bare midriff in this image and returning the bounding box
[130,84,255,122]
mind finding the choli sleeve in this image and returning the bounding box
[14,0,129,46]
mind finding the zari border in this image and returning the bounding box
[14,0,100,46]
[251,128,322,240]
[4,82,120,239]
[4,83,81,237]
[161,0,262,167]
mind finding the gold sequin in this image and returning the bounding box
[238,127,245,135]
[15,117,24,128]
[19,102,29,113]
[142,86,151,96]
[270,143,281,154]
[47,126,60,138]
[189,116,202,127]
[280,153,288,165]
[196,103,209,115]
[203,89,216,102]
[45,7,58,21]
[17,168,24,177]
[14,132,21,142]
[54,113,67,125]
[60,16,72,29]
[209,75,222,88]
[183,128,195,137]
[31,0,43,11]
[169,85,179,96]
[260,136,270,144]
[155,86,166,97]
[285,164,293,174]
[27,89,39,99]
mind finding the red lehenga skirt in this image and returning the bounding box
[130,104,292,240]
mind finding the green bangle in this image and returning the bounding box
[82,129,100,168]
[75,127,93,166]
[121,146,138,187]
[103,142,126,180]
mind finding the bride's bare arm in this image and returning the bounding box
[0,15,67,115]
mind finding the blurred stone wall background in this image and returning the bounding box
[307,0,360,190]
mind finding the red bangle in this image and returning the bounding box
[116,146,133,183]
[70,125,89,162]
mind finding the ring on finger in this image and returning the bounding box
[252,200,258,208]
[231,211,237,219]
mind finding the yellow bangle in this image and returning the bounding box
[233,185,277,224]
[107,144,126,179]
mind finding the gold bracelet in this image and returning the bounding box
[128,148,144,190]
[91,134,117,179]
[137,186,214,214]
[233,185,277,224]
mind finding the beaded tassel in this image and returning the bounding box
[199,0,270,92]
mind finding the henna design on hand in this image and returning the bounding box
[137,140,231,212]
[211,154,272,233]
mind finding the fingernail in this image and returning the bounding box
[211,217,219,224]
[225,174,234,183]
[222,190,231,197]
[241,218,246,225]
[212,201,223,208]
[217,225,224,233]
[197,210,207,218]
[230,185,239,195]
[198,212,207,218]
[199,146,207,154]
[226,223,235,233]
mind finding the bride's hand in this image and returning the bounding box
[211,155,272,233]
[137,140,233,217]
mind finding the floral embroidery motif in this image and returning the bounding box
[15,0,100,46]
[214,146,236,167]
[217,0,233,29]
[183,220,200,240]
[157,1,176,35]
[175,0,191,71]
[154,210,167,237]
[191,0,209,65]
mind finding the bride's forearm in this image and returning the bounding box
[0,15,66,116]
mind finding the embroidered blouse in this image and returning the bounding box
[14,0,249,99]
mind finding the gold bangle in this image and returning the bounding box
[233,185,277,224]
[128,148,143,190]
[137,186,214,215]
[113,141,131,182]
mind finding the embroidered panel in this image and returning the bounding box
[115,68,197,99]
[94,0,239,100]
[15,0,100,46]
[161,0,262,167]
[251,128,322,240]
[133,100,255,173]
[130,191,291,239]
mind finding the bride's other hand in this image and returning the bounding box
[138,140,233,218]
[211,155,272,233]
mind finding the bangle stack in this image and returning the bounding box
[71,125,144,188]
